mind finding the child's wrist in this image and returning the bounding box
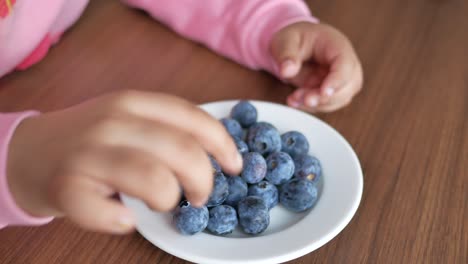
[0,111,54,226]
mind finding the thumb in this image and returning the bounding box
[57,176,135,234]
[271,31,303,79]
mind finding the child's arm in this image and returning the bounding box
[122,0,318,76]
[122,0,363,112]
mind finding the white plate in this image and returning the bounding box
[121,100,363,264]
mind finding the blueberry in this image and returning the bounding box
[209,155,221,173]
[293,154,322,183]
[173,200,209,235]
[206,172,229,207]
[265,152,295,185]
[247,122,281,156]
[220,118,243,139]
[207,205,238,235]
[237,196,270,235]
[281,131,309,158]
[233,137,249,155]
[224,176,248,207]
[230,100,258,128]
[279,179,318,212]
[248,181,279,210]
[241,152,267,184]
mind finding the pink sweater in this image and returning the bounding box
[0,0,317,228]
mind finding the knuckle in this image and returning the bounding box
[96,118,121,132]
[176,134,201,157]
[178,97,209,119]
[88,112,133,143]
[108,90,140,112]
[88,117,124,142]
[178,98,197,112]
[177,100,204,122]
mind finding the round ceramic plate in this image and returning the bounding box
[121,100,363,264]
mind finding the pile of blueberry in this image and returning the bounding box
[173,101,322,236]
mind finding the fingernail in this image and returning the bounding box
[281,60,298,77]
[307,96,319,107]
[116,215,134,231]
[324,87,335,96]
[235,152,243,168]
[293,88,306,101]
[192,199,206,208]
[290,100,301,108]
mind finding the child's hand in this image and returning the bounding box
[7,91,242,233]
[271,22,363,112]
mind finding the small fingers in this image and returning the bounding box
[108,91,242,176]
[287,88,321,110]
[318,53,357,101]
[287,72,362,113]
[315,79,361,112]
[77,147,181,212]
[286,63,327,88]
[271,31,303,78]
[94,118,213,207]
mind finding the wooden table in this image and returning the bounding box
[0,0,466,263]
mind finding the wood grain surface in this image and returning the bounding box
[0,0,466,263]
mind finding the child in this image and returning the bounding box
[0,0,362,234]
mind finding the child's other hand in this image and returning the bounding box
[7,91,242,233]
[271,22,363,112]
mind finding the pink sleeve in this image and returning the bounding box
[0,0,67,77]
[122,0,318,76]
[0,111,53,228]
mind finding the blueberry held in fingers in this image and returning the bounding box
[173,200,209,235]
